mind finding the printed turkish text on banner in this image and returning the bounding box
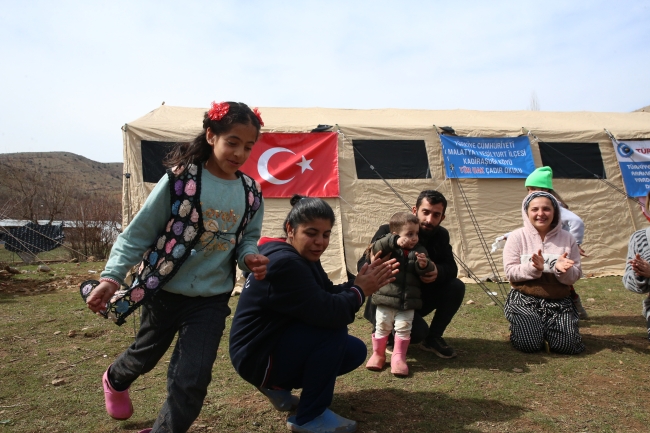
[610,139,650,198]
[440,135,535,179]
[240,132,339,198]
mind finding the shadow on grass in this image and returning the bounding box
[406,338,551,374]
[122,419,158,431]
[579,314,645,329]
[581,332,650,355]
[402,333,650,375]
[337,388,527,432]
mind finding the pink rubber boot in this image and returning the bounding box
[391,336,410,377]
[365,334,388,371]
[102,366,133,420]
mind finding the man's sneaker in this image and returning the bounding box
[572,295,589,320]
[646,315,650,341]
[418,337,457,358]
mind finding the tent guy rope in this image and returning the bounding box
[337,126,505,307]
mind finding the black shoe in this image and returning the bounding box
[419,337,457,358]
[646,316,650,341]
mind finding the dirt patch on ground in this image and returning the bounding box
[0,274,88,296]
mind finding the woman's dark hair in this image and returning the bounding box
[283,194,335,234]
[164,101,262,168]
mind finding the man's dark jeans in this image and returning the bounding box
[109,290,231,433]
[364,278,466,344]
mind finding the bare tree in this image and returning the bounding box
[41,172,74,223]
[0,157,75,223]
[0,158,44,222]
[529,92,540,111]
[0,155,122,264]
[67,193,121,260]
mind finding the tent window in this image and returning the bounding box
[353,140,430,179]
[141,141,176,183]
[538,142,606,179]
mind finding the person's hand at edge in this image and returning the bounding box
[630,253,650,278]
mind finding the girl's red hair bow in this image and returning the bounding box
[253,107,264,127]
[208,101,230,121]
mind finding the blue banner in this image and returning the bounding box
[611,139,650,197]
[440,135,535,179]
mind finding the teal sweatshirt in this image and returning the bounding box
[101,167,264,297]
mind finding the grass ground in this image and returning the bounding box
[0,245,71,264]
[0,263,648,433]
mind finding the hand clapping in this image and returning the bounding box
[531,249,544,271]
[354,251,399,297]
[630,253,650,278]
[554,252,574,274]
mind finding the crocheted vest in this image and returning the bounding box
[106,163,262,325]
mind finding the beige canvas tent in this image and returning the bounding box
[121,105,650,286]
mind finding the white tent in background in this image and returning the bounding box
[121,105,650,284]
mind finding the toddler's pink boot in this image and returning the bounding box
[102,366,133,420]
[390,336,410,377]
[365,334,388,371]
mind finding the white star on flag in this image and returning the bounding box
[296,155,313,173]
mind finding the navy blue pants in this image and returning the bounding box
[109,290,231,433]
[266,323,366,425]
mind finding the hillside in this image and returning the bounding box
[0,151,123,197]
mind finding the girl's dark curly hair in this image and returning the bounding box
[164,102,262,168]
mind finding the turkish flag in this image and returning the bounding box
[240,132,339,198]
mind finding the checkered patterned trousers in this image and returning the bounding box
[504,289,584,354]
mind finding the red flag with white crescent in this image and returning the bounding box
[240,132,339,198]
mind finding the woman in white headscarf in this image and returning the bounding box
[503,191,584,354]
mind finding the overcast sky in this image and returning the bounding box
[1,0,648,163]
